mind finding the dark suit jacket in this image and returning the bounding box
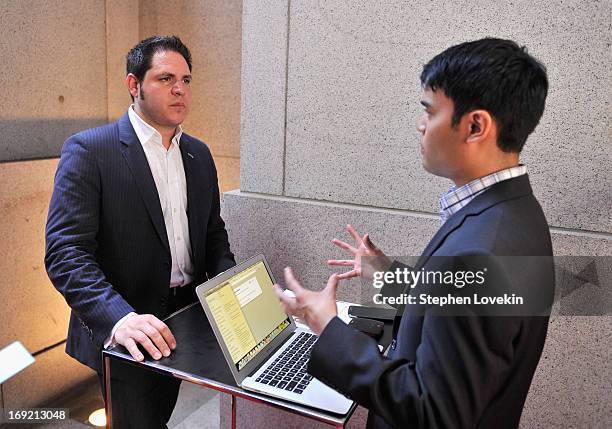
[308,175,554,428]
[45,113,235,371]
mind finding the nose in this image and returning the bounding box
[172,81,185,96]
[416,115,426,134]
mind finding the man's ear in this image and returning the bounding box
[466,110,495,143]
[126,73,139,99]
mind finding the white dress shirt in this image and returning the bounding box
[128,106,194,287]
[104,107,194,347]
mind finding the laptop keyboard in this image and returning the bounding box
[255,332,316,395]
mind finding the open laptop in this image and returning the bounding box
[195,254,353,415]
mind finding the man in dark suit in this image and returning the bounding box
[275,39,554,428]
[45,36,235,428]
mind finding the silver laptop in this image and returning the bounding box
[195,254,353,415]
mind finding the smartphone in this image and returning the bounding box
[348,317,384,339]
[348,305,397,321]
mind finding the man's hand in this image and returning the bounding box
[274,267,340,336]
[114,314,177,362]
[328,224,391,280]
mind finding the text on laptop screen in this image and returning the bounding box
[204,260,291,370]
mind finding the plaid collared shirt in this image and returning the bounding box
[439,165,527,224]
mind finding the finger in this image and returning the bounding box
[283,267,305,297]
[273,284,289,310]
[346,224,363,243]
[324,273,340,297]
[363,233,378,251]
[327,259,355,266]
[123,338,144,362]
[147,317,177,350]
[133,331,163,360]
[332,238,358,254]
[140,323,171,357]
[273,284,298,315]
[273,284,291,303]
[337,269,359,280]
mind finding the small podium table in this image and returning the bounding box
[102,302,359,428]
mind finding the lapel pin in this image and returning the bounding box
[187,152,194,159]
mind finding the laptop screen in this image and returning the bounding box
[203,260,291,371]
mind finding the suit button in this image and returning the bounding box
[164,261,171,268]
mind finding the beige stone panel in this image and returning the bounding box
[0,0,108,160]
[1,345,95,409]
[240,0,289,195]
[521,316,612,427]
[214,156,240,194]
[138,0,160,38]
[0,159,71,352]
[283,0,611,233]
[0,0,106,121]
[106,0,140,121]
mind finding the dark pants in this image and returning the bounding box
[99,285,197,429]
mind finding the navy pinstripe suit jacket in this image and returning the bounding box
[45,113,235,371]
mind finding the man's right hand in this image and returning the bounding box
[114,314,176,362]
[327,224,392,280]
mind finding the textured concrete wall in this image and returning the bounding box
[0,158,98,419]
[0,0,108,162]
[0,0,110,415]
[107,0,140,121]
[228,0,612,427]
[0,0,241,416]
[240,0,289,194]
[246,0,612,233]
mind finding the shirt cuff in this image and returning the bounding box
[103,312,137,348]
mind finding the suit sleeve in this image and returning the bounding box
[45,136,134,348]
[204,153,235,277]
[309,305,519,428]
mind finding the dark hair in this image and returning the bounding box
[126,35,192,83]
[420,38,548,153]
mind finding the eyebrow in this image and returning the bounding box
[158,72,192,79]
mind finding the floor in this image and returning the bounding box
[1,376,221,429]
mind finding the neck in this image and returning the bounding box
[159,133,174,150]
[133,105,176,150]
[452,155,520,187]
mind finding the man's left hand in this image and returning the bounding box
[274,267,340,336]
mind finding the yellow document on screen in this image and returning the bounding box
[205,283,257,363]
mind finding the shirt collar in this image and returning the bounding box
[128,105,183,148]
[439,165,527,224]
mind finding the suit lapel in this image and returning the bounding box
[415,212,465,268]
[118,113,170,256]
[391,175,534,343]
[415,174,533,269]
[179,137,207,267]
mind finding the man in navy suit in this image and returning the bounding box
[275,39,554,428]
[45,36,235,427]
